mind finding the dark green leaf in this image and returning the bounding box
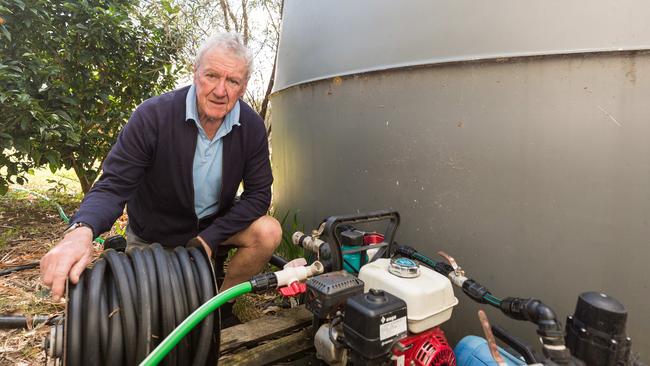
[60,96,78,105]
[44,151,59,167]
[1,25,10,42]
[14,0,25,11]
[56,110,72,122]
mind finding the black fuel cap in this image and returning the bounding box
[366,288,387,303]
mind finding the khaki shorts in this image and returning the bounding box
[125,225,154,251]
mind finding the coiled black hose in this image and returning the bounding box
[65,243,218,366]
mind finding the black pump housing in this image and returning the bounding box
[565,292,633,366]
[343,289,407,362]
[305,271,364,320]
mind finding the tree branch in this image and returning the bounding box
[219,0,231,31]
[223,0,239,33]
[241,0,249,44]
[260,56,275,124]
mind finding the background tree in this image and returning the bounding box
[0,0,185,193]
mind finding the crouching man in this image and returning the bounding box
[40,32,281,304]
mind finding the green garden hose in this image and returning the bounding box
[139,281,253,366]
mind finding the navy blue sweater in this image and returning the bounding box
[72,86,273,251]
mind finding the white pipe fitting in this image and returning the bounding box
[274,261,324,287]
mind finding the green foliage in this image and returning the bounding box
[111,220,126,236]
[274,210,305,262]
[0,0,185,193]
[46,178,70,194]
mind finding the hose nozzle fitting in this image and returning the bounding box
[292,232,327,254]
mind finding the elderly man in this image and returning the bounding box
[40,33,281,302]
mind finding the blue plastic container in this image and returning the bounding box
[454,336,526,366]
[341,245,364,273]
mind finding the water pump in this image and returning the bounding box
[297,210,459,366]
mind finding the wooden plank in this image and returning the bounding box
[219,306,312,354]
[219,328,314,366]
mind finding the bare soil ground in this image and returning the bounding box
[0,190,82,365]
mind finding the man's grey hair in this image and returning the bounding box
[194,32,254,80]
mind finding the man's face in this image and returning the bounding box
[194,48,248,122]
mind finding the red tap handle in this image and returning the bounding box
[279,281,307,297]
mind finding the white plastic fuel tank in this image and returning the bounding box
[358,258,458,333]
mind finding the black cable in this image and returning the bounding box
[66,272,84,366]
[142,248,160,344]
[0,262,39,277]
[84,259,106,365]
[106,275,123,366]
[64,244,218,365]
[130,248,153,361]
[174,247,200,351]
[492,324,540,363]
[98,280,109,360]
[168,251,190,364]
[104,250,137,366]
[151,244,177,366]
[188,246,217,366]
[118,252,138,312]
[0,315,60,329]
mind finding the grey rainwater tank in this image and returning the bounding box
[270,0,650,359]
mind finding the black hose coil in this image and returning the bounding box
[64,243,219,366]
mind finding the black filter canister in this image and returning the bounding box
[565,292,632,366]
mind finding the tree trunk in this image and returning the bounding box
[71,162,98,194]
[241,0,249,44]
[76,170,93,194]
[79,178,92,195]
[220,0,239,33]
[261,0,283,134]
[260,56,276,125]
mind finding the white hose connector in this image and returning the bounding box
[292,231,327,254]
[274,261,324,287]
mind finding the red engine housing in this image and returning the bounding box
[392,327,456,366]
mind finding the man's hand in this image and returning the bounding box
[40,227,94,301]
